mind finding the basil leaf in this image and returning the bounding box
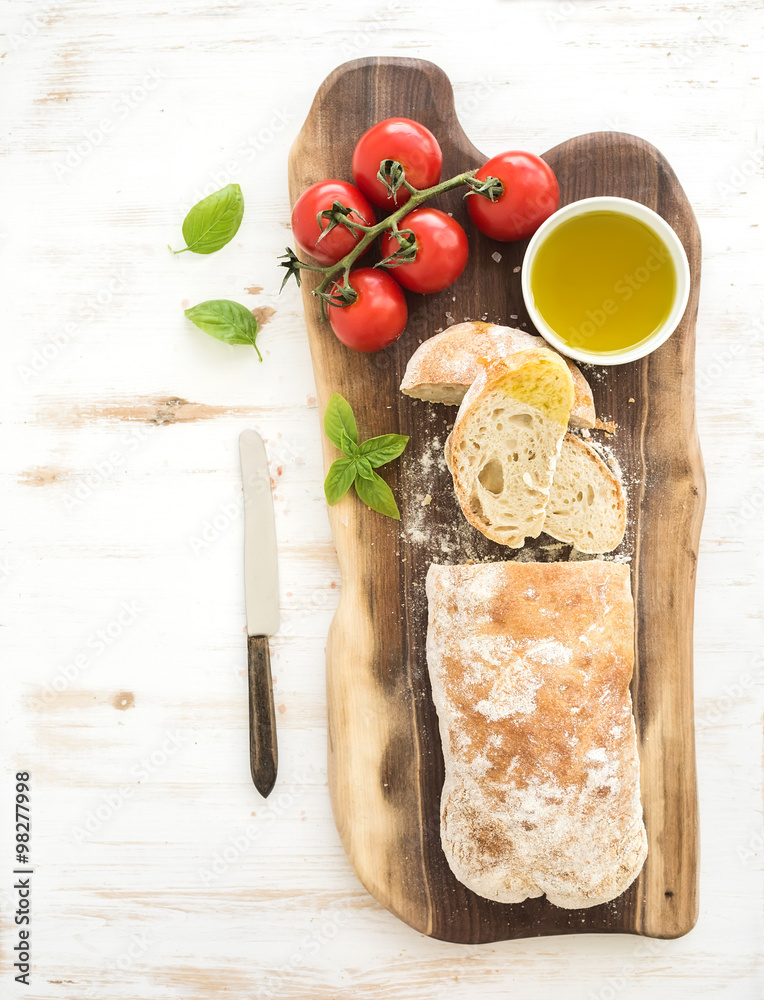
[354,470,400,520]
[321,393,405,518]
[354,456,374,480]
[359,433,410,468]
[175,184,244,255]
[324,457,357,505]
[324,393,358,451]
[340,429,359,457]
[184,300,262,360]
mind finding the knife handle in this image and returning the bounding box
[247,635,278,797]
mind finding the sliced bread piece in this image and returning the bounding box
[400,321,596,429]
[447,349,574,547]
[543,434,626,554]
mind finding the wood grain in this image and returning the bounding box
[288,56,705,943]
[247,635,278,797]
[6,1,760,993]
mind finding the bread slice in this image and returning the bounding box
[401,321,596,429]
[426,559,647,909]
[544,434,626,553]
[446,349,574,547]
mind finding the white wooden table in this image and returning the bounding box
[1,1,763,996]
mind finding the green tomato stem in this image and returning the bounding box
[309,168,480,302]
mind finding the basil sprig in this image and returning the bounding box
[173,184,244,255]
[184,299,261,360]
[323,393,408,520]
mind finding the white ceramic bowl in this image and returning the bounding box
[521,196,691,366]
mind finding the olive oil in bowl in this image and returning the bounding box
[522,198,690,365]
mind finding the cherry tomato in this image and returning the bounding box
[291,180,375,266]
[467,151,559,242]
[380,208,468,294]
[327,268,408,352]
[352,118,442,208]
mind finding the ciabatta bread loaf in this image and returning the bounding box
[446,350,574,547]
[545,434,627,553]
[400,321,596,429]
[426,560,647,909]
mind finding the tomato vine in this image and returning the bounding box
[279,159,502,316]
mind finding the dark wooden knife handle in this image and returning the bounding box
[247,635,278,797]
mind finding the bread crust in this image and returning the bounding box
[400,321,596,429]
[426,559,647,909]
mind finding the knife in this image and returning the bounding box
[239,429,279,797]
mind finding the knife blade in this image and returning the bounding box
[239,429,279,797]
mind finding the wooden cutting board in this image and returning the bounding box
[288,57,704,944]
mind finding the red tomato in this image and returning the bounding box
[352,118,442,208]
[291,180,375,266]
[380,208,468,294]
[467,151,559,242]
[327,268,408,352]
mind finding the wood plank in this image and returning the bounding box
[288,56,704,943]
